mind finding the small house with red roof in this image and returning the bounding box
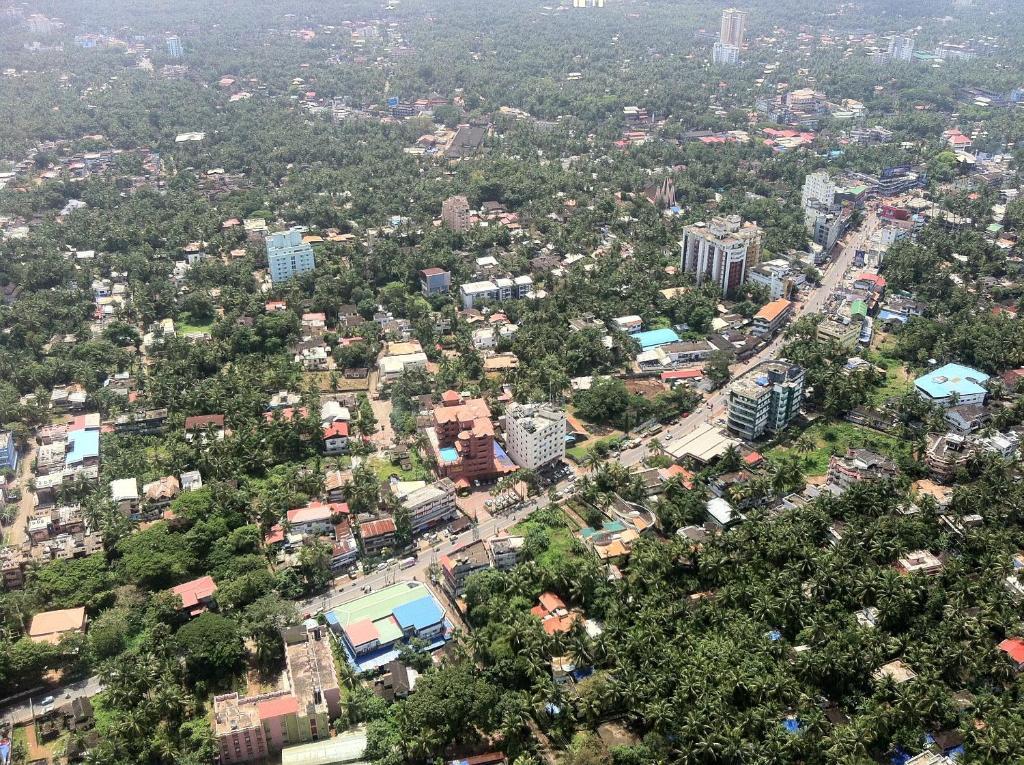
[998,637,1024,671]
[530,592,581,635]
[323,421,349,455]
[170,575,218,618]
[184,414,226,443]
[287,501,346,536]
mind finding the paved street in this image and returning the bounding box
[298,477,575,616]
[615,210,878,468]
[2,675,103,727]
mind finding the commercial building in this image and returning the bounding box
[801,172,836,212]
[428,391,517,488]
[328,582,448,667]
[441,195,471,233]
[439,540,492,598]
[747,258,805,300]
[166,35,183,58]
[392,478,458,535]
[719,7,747,47]
[266,228,316,285]
[486,534,525,570]
[751,298,793,337]
[213,625,341,764]
[817,317,861,348]
[915,363,989,408]
[358,518,398,555]
[419,267,451,297]
[727,360,805,440]
[504,403,566,470]
[680,215,752,294]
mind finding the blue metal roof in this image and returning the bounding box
[65,429,99,465]
[634,328,680,350]
[914,363,989,400]
[392,596,444,631]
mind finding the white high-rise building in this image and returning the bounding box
[266,228,316,284]
[679,215,750,295]
[166,35,183,58]
[727,360,804,441]
[504,403,566,470]
[26,14,53,35]
[801,171,836,211]
[720,8,747,48]
[887,35,914,62]
[713,42,740,65]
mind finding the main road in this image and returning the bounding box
[298,476,577,616]
[615,210,878,468]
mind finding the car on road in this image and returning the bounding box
[40,695,55,707]
[375,561,388,572]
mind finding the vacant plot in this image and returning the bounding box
[511,508,585,571]
[305,371,370,392]
[768,420,911,476]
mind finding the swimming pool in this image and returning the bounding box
[439,446,459,463]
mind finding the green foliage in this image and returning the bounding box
[174,612,246,687]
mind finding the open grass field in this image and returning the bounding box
[767,419,912,476]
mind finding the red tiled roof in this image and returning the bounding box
[263,407,309,423]
[360,518,397,539]
[287,501,344,525]
[264,524,285,546]
[542,612,579,635]
[856,273,887,287]
[661,369,703,381]
[538,592,565,613]
[170,575,217,610]
[184,414,224,430]
[343,619,380,647]
[754,298,792,323]
[999,637,1024,664]
[323,421,349,439]
[743,451,764,466]
[257,694,300,720]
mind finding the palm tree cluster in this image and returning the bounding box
[366,472,1024,764]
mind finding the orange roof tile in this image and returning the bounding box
[257,694,300,720]
[754,299,792,323]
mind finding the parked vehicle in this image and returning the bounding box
[400,557,416,569]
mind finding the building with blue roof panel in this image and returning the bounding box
[914,362,990,408]
[634,328,680,351]
[392,596,445,634]
[65,429,100,467]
